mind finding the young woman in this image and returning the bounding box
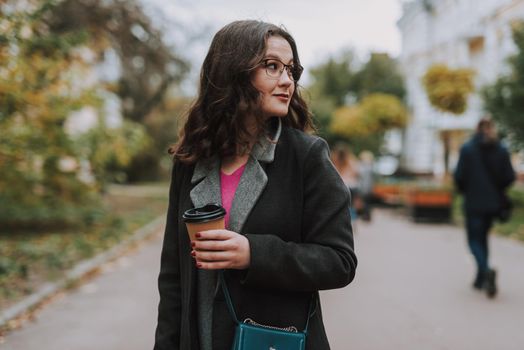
[154,20,357,350]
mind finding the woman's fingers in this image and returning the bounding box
[193,237,238,251]
[192,250,237,270]
[195,261,231,270]
[196,229,232,241]
[191,229,250,270]
[193,249,232,262]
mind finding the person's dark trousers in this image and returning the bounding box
[360,194,372,221]
[465,213,494,285]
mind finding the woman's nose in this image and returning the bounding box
[277,69,293,85]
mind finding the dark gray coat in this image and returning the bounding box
[154,119,357,350]
[454,133,515,214]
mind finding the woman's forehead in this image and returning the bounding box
[265,36,294,63]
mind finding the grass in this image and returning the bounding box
[0,183,169,311]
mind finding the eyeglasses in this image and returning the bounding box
[259,58,303,82]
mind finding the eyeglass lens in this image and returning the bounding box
[262,59,302,81]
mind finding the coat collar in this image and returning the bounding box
[189,117,281,232]
[190,117,281,185]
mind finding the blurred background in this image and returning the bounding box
[2,0,524,348]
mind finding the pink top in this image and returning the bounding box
[220,163,246,229]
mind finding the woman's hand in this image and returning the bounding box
[191,229,251,270]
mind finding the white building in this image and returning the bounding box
[397,0,524,176]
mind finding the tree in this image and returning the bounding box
[351,53,406,101]
[45,0,189,123]
[329,93,407,154]
[306,50,355,142]
[43,0,191,181]
[77,119,150,190]
[0,0,155,227]
[483,21,524,149]
[422,63,475,174]
[0,0,101,227]
[307,51,406,152]
[308,51,355,107]
[125,96,192,182]
[422,64,475,115]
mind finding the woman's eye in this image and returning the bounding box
[265,62,279,71]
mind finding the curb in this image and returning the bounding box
[0,214,165,329]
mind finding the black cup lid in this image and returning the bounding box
[182,203,226,223]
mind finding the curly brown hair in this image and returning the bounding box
[170,20,315,164]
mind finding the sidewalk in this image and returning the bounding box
[323,210,524,350]
[1,229,164,350]
[2,209,524,349]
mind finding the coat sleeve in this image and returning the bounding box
[500,146,516,190]
[154,162,182,350]
[242,138,357,292]
[454,146,467,193]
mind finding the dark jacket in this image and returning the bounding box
[454,133,515,214]
[154,119,357,350]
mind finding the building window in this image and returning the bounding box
[468,36,485,55]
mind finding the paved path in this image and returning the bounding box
[2,210,524,349]
[1,234,163,350]
[323,210,524,350]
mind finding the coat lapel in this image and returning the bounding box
[230,118,281,233]
[190,155,221,208]
[189,117,282,233]
[227,157,267,233]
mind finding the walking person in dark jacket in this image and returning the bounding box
[454,117,515,298]
[154,20,357,350]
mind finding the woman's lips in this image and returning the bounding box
[273,93,289,101]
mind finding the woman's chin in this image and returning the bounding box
[271,109,289,118]
[262,111,288,119]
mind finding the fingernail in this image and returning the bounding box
[191,250,196,257]
[191,242,196,248]
[195,233,201,238]
[196,263,202,268]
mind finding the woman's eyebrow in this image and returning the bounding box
[263,54,294,64]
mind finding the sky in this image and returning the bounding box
[144,0,404,89]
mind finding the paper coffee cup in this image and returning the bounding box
[182,204,226,242]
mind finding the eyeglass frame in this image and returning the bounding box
[258,58,304,82]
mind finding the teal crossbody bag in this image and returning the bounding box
[219,271,316,350]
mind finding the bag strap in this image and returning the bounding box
[303,292,317,334]
[218,270,317,333]
[218,270,240,324]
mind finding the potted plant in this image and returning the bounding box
[404,181,453,222]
